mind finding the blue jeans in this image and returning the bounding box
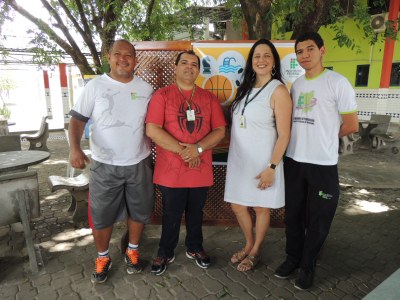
[157,185,209,258]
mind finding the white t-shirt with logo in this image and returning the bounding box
[72,74,154,166]
[286,69,357,165]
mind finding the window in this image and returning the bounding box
[390,63,400,86]
[355,65,370,87]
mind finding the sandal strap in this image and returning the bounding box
[236,249,247,258]
[246,255,259,267]
[232,249,247,261]
[237,255,260,272]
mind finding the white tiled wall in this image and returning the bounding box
[356,89,400,122]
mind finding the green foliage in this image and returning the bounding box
[0,76,17,98]
[0,1,12,56]
[223,0,242,29]
[0,76,17,119]
[330,22,361,52]
[28,31,64,66]
[119,0,226,41]
[350,3,379,46]
[0,0,229,75]
[224,0,398,53]
[120,0,192,41]
[0,1,11,36]
[268,0,302,33]
[0,105,11,119]
[270,0,342,35]
[0,0,398,75]
[325,1,345,25]
[328,0,398,52]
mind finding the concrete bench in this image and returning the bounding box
[0,134,21,152]
[369,114,394,150]
[0,170,41,273]
[0,119,9,135]
[21,116,49,151]
[48,167,89,227]
[339,133,359,155]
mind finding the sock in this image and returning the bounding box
[97,249,109,258]
[128,243,139,250]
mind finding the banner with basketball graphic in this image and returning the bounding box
[192,41,304,155]
[193,41,303,106]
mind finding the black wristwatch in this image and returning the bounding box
[268,163,276,170]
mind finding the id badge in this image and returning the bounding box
[186,109,195,121]
[239,115,246,128]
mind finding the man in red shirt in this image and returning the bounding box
[146,50,226,275]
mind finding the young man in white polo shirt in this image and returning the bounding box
[274,32,359,290]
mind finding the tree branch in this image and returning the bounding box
[99,0,129,59]
[240,0,272,39]
[144,0,156,40]
[57,0,101,71]
[291,0,335,39]
[89,0,103,35]
[7,0,94,74]
[39,0,82,52]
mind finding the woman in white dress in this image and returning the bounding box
[224,39,292,272]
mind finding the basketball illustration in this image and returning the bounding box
[203,75,233,104]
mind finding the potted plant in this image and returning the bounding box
[0,76,16,121]
[0,103,11,120]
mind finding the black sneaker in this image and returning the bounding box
[294,268,314,290]
[91,256,112,284]
[151,255,175,276]
[274,259,299,279]
[125,248,142,274]
[186,250,211,269]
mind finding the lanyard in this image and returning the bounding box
[241,78,273,116]
[178,85,196,110]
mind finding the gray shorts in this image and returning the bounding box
[89,156,154,230]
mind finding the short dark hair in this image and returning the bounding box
[109,39,136,56]
[175,50,200,69]
[295,32,324,51]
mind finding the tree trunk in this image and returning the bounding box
[291,0,335,40]
[240,0,273,39]
[7,0,95,75]
[144,0,156,41]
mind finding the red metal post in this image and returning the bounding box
[43,70,53,119]
[242,19,249,40]
[59,63,70,121]
[380,0,400,88]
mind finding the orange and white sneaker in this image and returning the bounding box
[125,248,142,274]
[91,256,112,283]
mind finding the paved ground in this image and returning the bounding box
[1,132,400,300]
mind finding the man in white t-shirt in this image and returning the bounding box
[69,39,154,284]
[274,32,358,290]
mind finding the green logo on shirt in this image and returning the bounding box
[319,191,333,200]
[296,91,317,112]
[290,58,298,69]
[131,92,137,101]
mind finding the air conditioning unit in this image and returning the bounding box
[370,13,387,33]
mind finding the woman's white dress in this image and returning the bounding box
[224,79,285,208]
